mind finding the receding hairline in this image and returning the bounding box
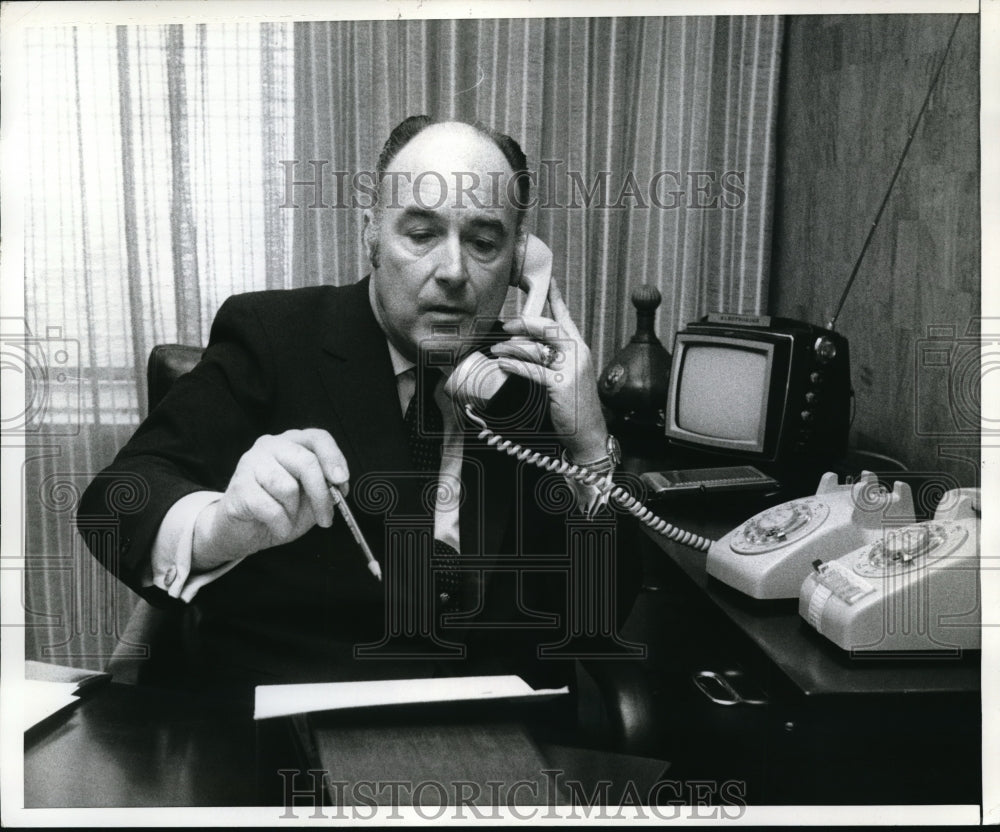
[381,124,515,177]
[373,133,520,222]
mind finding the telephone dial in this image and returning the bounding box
[706,471,916,599]
[799,488,981,652]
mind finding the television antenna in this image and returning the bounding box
[827,14,963,331]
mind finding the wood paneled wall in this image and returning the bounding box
[770,13,980,490]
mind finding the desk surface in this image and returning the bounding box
[24,683,262,808]
[23,679,668,809]
[637,496,980,698]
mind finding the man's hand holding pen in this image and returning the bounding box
[191,428,351,572]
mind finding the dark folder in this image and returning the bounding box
[293,700,670,808]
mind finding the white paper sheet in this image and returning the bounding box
[22,680,82,730]
[254,674,568,720]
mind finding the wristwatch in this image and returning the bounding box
[564,434,621,474]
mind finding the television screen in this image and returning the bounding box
[666,315,851,468]
[675,343,771,448]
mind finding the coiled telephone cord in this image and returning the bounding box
[464,406,713,552]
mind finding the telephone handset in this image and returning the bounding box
[510,232,553,318]
[443,233,552,410]
[442,233,714,553]
[799,488,981,652]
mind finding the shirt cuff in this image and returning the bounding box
[141,490,246,603]
[564,470,613,517]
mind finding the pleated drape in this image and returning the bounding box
[22,23,294,667]
[292,16,783,367]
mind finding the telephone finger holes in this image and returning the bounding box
[854,522,967,577]
[731,499,829,554]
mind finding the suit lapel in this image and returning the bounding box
[314,278,412,479]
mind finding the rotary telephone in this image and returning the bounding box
[799,488,981,652]
[706,471,918,599]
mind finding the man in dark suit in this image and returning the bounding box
[78,116,628,693]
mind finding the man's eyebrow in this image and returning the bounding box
[464,217,508,236]
[397,207,441,224]
[395,207,510,237]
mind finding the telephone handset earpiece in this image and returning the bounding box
[444,233,552,410]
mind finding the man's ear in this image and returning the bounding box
[362,209,379,269]
[509,228,528,288]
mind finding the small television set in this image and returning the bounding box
[664,313,852,471]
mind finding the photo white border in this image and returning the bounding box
[1,0,993,826]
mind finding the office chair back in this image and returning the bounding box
[146,344,204,414]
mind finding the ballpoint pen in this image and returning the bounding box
[329,485,383,581]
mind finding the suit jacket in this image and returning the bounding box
[78,279,626,691]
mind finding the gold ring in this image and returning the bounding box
[541,344,558,368]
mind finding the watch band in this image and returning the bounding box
[562,434,620,474]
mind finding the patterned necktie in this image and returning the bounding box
[404,365,444,471]
[403,367,465,613]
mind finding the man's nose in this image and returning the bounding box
[432,233,468,286]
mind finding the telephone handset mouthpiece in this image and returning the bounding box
[444,233,552,410]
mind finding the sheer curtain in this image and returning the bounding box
[22,23,294,667]
[292,16,783,367]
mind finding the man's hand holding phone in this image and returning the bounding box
[489,276,610,464]
[192,428,350,570]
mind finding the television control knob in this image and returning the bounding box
[814,336,838,364]
[804,392,818,405]
[800,410,815,424]
[809,371,823,385]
